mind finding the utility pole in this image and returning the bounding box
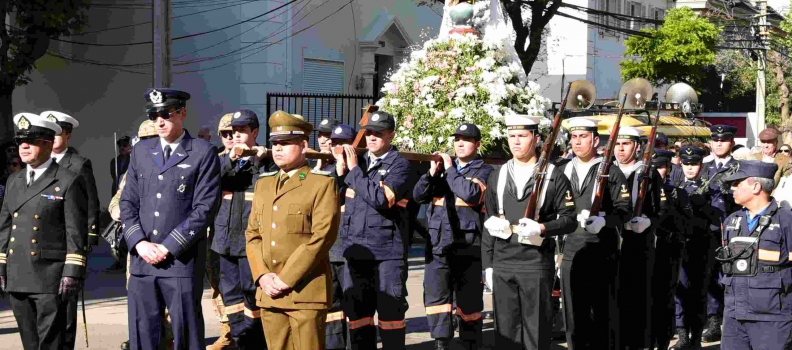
[152,0,172,87]
[754,0,768,146]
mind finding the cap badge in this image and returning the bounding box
[335,127,343,134]
[46,114,58,123]
[371,114,380,122]
[233,112,241,119]
[717,126,724,132]
[149,90,163,104]
[321,120,329,125]
[277,126,283,131]
[17,116,30,130]
[685,148,693,155]
[460,125,468,131]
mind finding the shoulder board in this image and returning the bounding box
[259,171,278,178]
[310,169,332,176]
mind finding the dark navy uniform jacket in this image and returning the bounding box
[57,150,100,246]
[413,158,493,255]
[721,200,792,321]
[702,158,738,223]
[320,161,348,263]
[0,162,88,293]
[341,147,410,261]
[655,178,691,240]
[482,165,577,271]
[120,131,221,278]
[679,179,724,241]
[212,153,274,257]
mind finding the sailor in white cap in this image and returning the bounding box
[481,114,577,349]
[613,126,661,349]
[40,110,101,350]
[556,117,631,349]
[0,113,88,350]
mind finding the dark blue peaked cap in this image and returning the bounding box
[229,109,260,129]
[145,88,191,113]
[329,124,355,140]
[722,160,778,183]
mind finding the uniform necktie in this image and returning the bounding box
[28,170,35,188]
[164,146,172,163]
[277,173,288,194]
[238,159,247,170]
[716,162,722,171]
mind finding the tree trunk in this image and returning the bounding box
[0,89,12,144]
[770,52,792,144]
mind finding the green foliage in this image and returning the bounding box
[620,7,722,87]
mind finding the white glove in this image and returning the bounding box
[584,216,606,234]
[630,215,651,233]
[577,209,591,228]
[484,268,493,291]
[484,216,512,239]
[515,218,542,238]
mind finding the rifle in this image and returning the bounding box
[589,93,629,215]
[632,100,661,217]
[524,83,571,220]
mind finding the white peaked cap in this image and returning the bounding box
[617,126,644,138]
[40,111,79,128]
[14,113,63,135]
[505,114,543,128]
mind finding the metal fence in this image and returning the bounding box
[265,93,375,149]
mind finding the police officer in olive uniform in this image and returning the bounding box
[0,113,88,350]
[647,149,690,350]
[481,115,577,349]
[213,110,271,348]
[41,110,101,350]
[718,160,792,350]
[413,123,494,350]
[322,123,355,350]
[339,111,412,350]
[700,125,740,343]
[557,117,632,350]
[672,145,723,350]
[121,88,221,350]
[613,127,661,350]
[245,111,339,350]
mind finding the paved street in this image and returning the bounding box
[0,243,720,349]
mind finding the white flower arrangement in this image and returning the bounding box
[376,32,551,154]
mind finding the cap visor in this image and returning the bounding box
[721,172,748,185]
[230,120,258,128]
[362,125,390,132]
[270,134,305,142]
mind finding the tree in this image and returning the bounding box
[771,6,792,144]
[620,7,722,88]
[0,0,90,142]
[415,0,562,76]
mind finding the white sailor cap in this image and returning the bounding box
[40,111,79,133]
[505,114,542,131]
[566,117,599,133]
[14,113,62,138]
[617,126,644,141]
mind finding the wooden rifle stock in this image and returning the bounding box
[589,93,629,215]
[524,83,572,220]
[632,101,661,217]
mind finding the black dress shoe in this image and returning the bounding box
[701,315,722,343]
[669,328,689,350]
[435,338,451,350]
[120,340,130,350]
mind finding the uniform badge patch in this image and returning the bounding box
[298,172,306,180]
[189,230,195,236]
[736,259,748,271]
[565,191,573,200]
[178,184,186,193]
[620,184,628,193]
[178,164,191,169]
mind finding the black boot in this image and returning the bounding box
[688,328,703,350]
[434,338,451,350]
[461,340,477,350]
[669,328,689,350]
[120,341,130,350]
[701,315,722,343]
[655,339,670,350]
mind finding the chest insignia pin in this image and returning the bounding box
[178,184,186,193]
[565,191,573,200]
[621,184,628,193]
[55,187,60,192]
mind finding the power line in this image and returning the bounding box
[55,0,296,46]
[46,51,152,74]
[176,0,354,74]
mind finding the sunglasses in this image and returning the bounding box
[220,131,233,139]
[147,107,183,121]
[14,137,51,146]
[780,149,790,154]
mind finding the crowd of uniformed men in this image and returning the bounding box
[0,87,790,350]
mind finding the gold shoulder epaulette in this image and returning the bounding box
[259,171,278,178]
[310,169,332,176]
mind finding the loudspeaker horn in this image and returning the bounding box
[618,78,653,109]
[665,82,698,114]
[564,80,597,110]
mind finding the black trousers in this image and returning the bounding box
[64,295,78,349]
[424,253,483,343]
[561,245,619,350]
[617,231,654,349]
[9,292,68,350]
[492,268,554,350]
[326,261,348,349]
[649,238,683,346]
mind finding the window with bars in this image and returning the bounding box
[654,9,665,29]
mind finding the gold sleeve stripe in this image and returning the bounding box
[326,311,345,322]
[380,181,396,208]
[66,254,86,260]
[425,304,453,315]
[65,260,86,267]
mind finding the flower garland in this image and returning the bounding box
[376,31,551,154]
